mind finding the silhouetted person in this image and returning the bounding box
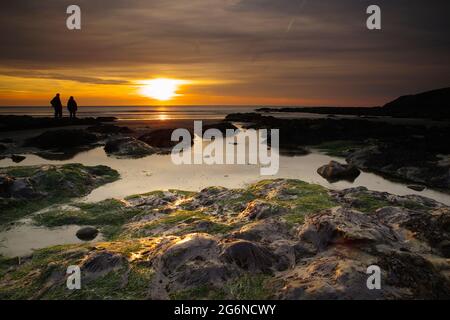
[67,96,78,119]
[50,93,63,118]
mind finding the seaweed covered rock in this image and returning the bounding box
[105,136,156,158]
[80,251,125,281]
[0,164,119,224]
[2,179,450,300]
[346,143,450,189]
[239,200,287,220]
[139,129,193,149]
[0,175,14,197]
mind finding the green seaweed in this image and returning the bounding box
[315,140,364,157]
[0,164,120,225]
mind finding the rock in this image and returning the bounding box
[10,155,26,163]
[139,129,192,149]
[239,200,287,220]
[203,122,238,135]
[221,240,277,273]
[0,164,119,223]
[377,206,450,252]
[317,161,361,182]
[0,115,115,131]
[76,227,99,241]
[299,207,398,250]
[0,138,13,143]
[105,136,156,158]
[0,175,14,197]
[346,143,450,190]
[3,178,450,300]
[277,255,383,300]
[232,219,294,243]
[10,178,41,199]
[24,129,100,150]
[80,251,125,281]
[377,250,450,299]
[159,234,221,274]
[408,184,426,192]
[87,124,134,135]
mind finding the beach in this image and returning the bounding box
[1,108,450,300]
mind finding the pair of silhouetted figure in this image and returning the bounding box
[50,94,78,119]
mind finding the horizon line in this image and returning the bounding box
[0,104,375,108]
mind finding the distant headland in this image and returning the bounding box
[257,87,450,119]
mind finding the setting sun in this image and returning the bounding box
[139,78,186,101]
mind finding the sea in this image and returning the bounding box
[0,105,331,121]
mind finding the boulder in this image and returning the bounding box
[232,219,294,243]
[139,129,193,149]
[408,184,426,192]
[76,227,99,241]
[159,234,221,274]
[317,161,361,182]
[10,155,26,163]
[24,129,100,150]
[299,207,398,250]
[221,240,277,273]
[105,136,156,158]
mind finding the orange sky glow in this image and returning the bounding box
[1,1,449,107]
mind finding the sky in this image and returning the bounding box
[0,0,449,107]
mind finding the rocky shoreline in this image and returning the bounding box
[0,115,450,300]
[0,178,449,299]
[226,113,450,192]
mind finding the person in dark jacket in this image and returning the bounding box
[50,93,63,118]
[67,96,78,119]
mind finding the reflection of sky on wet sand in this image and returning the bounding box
[0,220,103,257]
[1,132,449,206]
[2,130,450,257]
